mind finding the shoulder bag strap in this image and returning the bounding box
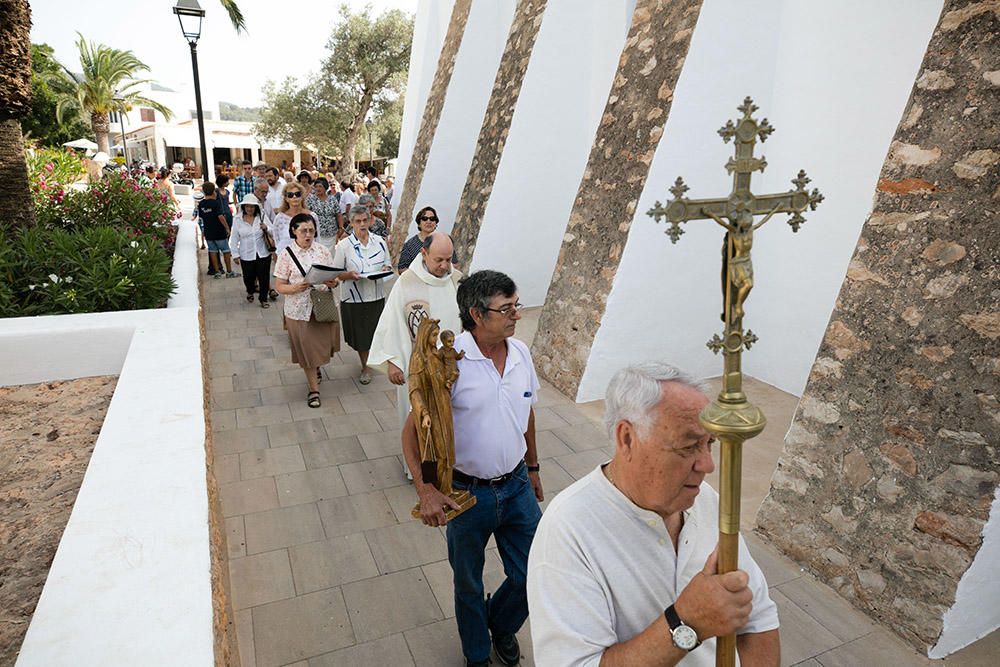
[286,246,308,278]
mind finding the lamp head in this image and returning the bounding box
[173,0,205,44]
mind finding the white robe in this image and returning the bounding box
[368,259,463,426]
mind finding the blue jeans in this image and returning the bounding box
[447,462,541,663]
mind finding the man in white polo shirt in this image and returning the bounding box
[527,362,780,666]
[402,270,544,667]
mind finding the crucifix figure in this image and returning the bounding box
[647,97,822,667]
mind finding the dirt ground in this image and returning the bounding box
[0,376,117,667]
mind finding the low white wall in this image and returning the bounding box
[10,219,214,666]
[410,0,516,236]
[469,0,632,305]
[577,0,942,401]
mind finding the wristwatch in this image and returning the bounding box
[664,604,700,651]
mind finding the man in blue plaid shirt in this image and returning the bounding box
[231,160,255,203]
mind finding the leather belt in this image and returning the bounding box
[452,461,524,487]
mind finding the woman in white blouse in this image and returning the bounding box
[333,206,392,385]
[273,214,341,408]
[229,193,273,307]
[271,182,318,255]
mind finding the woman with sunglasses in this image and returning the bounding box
[271,182,318,255]
[397,206,459,273]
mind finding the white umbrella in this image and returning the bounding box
[63,138,99,150]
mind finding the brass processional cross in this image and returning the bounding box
[647,97,822,667]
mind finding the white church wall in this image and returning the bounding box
[577,0,942,402]
[930,487,1000,657]
[743,0,944,395]
[468,0,634,305]
[409,0,517,238]
[395,0,455,202]
[577,0,782,402]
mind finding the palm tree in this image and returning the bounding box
[0,0,245,231]
[0,0,36,228]
[50,35,174,155]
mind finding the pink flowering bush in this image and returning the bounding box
[5,152,180,317]
[33,172,179,256]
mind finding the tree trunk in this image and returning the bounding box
[337,95,373,182]
[92,111,111,155]
[0,118,36,229]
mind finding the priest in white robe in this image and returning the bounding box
[368,233,463,477]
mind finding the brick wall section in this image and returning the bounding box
[756,0,999,651]
[389,0,473,262]
[530,0,704,398]
[449,0,549,264]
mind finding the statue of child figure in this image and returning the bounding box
[436,329,465,391]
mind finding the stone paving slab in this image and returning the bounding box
[202,263,997,666]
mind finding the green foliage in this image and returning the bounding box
[21,44,92,147]
[46,34,173,151]
[26,147,86,187]
[220,101,261,122]
[255,4,413,170]
[372,93,404,159]
[32,172,180,256]
[0,226,176,317]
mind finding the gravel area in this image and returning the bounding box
[0,376,117,666]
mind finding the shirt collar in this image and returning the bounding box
[410,257,454,287]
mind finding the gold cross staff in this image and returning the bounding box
[647,97,822,667]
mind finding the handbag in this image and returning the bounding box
[286,247,339,323]
[261,221,277,253]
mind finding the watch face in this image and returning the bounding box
[673,624,699,650]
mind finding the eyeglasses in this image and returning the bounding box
[419,216,439,222]
[285,192,302,198]
[484,302,523,317]
[295,227,316,235]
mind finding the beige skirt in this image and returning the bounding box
[285,315,340,368]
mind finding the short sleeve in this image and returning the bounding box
[332,240,347,270]
[273,249,292,280]
[528,551,616,667]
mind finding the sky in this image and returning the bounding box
[29,0,419,108]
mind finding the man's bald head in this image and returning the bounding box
[421,232,454,277]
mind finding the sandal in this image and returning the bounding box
[358,370,372,385]
[268,289,279,301]
[260,301,270,309]
[307,391,321,408]
[246,294,254,303]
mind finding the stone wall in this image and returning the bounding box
[450,0,549,264]
[756,0,999,652]
[530,0,704,398]
[389,0,473,261]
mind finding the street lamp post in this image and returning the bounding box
[173,0,210,182]
[113,96,128,167]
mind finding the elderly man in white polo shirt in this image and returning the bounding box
[527,362,780,666]
[402,270,543,667]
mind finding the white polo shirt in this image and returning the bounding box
[528,469,779,666]
[451,330,540,479]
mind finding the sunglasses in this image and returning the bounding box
[419,216,439,222]
[285,192,302,198]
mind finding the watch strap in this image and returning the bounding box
[526,464,540,472]
[664,604,682,631]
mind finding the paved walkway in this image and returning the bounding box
[202,255,996,667]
